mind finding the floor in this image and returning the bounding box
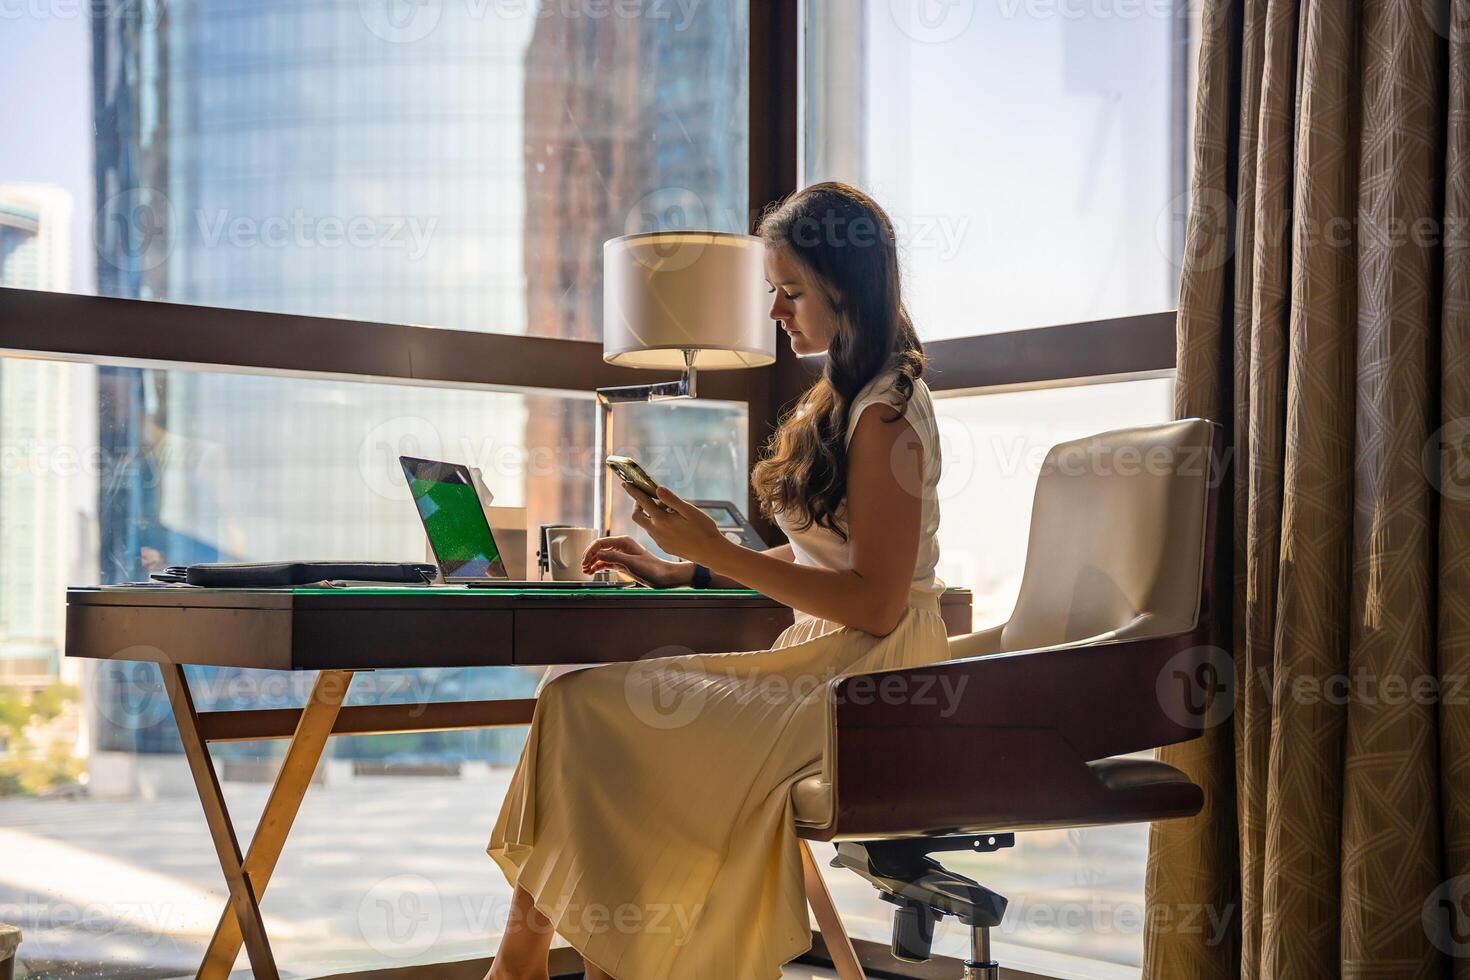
[1,765,1145,977]
[9,960,839,979]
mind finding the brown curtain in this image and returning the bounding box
[1143,0,1470,976]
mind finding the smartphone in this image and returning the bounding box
[605,455,661,496]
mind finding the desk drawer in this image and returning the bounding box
[293,609,514,670]
[66,603,293,670]
[514,606,794,665]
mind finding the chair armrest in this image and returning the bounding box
[813,626,1214,839]
[946,623,1005,659]
[946,612,1178,662]
[837,624,1210,753]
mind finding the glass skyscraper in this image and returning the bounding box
[0,185,77,685]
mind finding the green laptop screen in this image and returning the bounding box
[401,459,503,578]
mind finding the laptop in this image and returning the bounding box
[400,456,627,589]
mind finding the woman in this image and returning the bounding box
[484,182,948,980]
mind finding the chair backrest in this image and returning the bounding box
[998,418,1217,652]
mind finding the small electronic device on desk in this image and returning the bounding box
[691,500,766,549]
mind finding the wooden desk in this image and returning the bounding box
[65,585,972,979]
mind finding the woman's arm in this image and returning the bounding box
[628,403,923,635]
[667,540,793,587]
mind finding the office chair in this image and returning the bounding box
[795,418,1222,980]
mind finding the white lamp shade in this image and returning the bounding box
[603,231,776,370]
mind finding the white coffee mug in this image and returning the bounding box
[546,526,598,582]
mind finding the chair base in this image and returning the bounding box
[832,834,1014,974]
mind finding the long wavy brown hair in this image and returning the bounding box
[751,182,925,540]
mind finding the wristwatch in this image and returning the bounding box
[690,563,713,589]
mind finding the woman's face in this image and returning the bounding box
[764,246,841,357]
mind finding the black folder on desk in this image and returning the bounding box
[155,561,438,587]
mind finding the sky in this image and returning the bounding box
[1,7,95,293]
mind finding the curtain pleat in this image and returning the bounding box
[1259,0,1359,974]
[1442,6,1470,980]
[1240,0,1295,968]
[1341,2,1443,975]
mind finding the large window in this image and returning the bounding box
[805,0,1190,338]
[4,0,748,339]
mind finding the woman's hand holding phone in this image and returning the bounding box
[596,455,729,570]
[622,483,730,568]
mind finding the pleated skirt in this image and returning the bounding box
[486,594,949,979]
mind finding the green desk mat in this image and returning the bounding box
[92,584,761,597]
[96,585,963,598]
[288,585,762,598]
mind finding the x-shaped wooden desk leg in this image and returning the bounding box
[161,664,355,980]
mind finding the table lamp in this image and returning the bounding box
[598,231,775,535]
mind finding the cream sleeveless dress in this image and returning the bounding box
[486,369,949,979]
